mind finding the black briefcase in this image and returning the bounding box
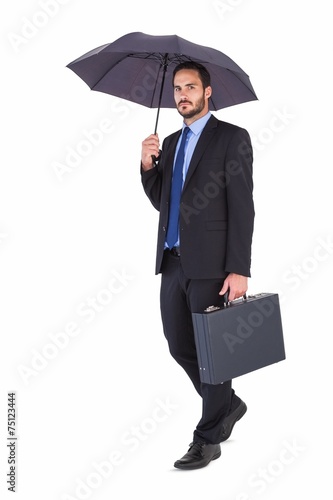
[192,293,285,384]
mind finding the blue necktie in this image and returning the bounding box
[166,127,190,248]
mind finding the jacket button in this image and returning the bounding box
[163,226,166,231]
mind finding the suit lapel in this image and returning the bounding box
[183,115,218,192]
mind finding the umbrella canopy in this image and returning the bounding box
[67,32,257,132]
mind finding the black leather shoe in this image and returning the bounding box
[174,442,221,470]
[220,399,247,442]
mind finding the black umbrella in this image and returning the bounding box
[67,32,257,133]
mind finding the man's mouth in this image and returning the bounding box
[179,101,191,107]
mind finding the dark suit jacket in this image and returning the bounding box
[141,115,255,279]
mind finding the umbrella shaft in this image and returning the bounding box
[154,55,168,134]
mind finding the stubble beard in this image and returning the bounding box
[177,92,206,120]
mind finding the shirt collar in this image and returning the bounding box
[183,112,211,136]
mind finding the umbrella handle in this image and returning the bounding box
[151,154,157,166]
[151,108,160,165]
[151,148,162,166]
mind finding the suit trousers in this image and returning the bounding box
[160,249,240,444]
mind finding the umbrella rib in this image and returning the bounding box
[146,53,194,109]
[227,69,257,99]
[128,52,167,64]
[90,52,201,94]
[89,53,131,90]
[90,52,169,90]
[68,34,258,124]
[128,52,193,65]
[207,66,256,108]
[227,68,257,100]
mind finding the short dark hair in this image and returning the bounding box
[172,61,211,88]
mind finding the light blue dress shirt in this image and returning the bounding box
[166,112,212,248]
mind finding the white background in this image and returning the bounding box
[1,1,332,499]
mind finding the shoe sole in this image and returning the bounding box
[174,450,222,470]
[220,402,247,442]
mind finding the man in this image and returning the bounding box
[140,61,255,470]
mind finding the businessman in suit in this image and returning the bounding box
[141,61,255,470]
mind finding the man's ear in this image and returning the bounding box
[205,86,212,99]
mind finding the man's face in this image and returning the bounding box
[173,69,212,123]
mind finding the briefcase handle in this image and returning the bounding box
[223,292,247,307]
[204,293,247,313]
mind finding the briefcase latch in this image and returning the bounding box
[204,305,221,313]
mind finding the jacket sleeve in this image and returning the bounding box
[140,151,163,212]
[224,128,255,277]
